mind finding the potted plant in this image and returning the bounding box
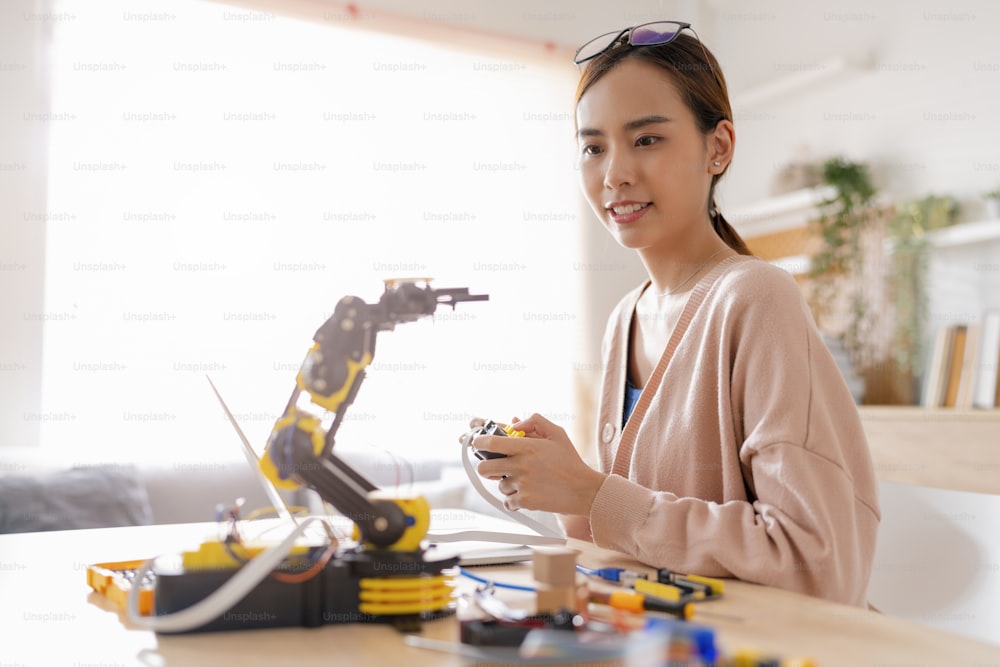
[807,157,878,370]
[886,194,959,402]
[984,188,1000,220]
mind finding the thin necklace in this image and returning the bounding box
[654,248,726,297]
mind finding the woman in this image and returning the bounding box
[471,22,879,608]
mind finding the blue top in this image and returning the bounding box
[623,376,643,428]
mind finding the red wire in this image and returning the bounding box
[270,543,338,584]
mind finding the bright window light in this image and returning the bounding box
[42,0,584,468]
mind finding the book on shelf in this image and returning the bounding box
[942,324,967,408]
[923,311,1000,409]
[972,309,1000,409]
[921,324,954,408]
[954,324,979,409]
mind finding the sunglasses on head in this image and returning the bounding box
[574,21,692,64]
[573,20,719,84]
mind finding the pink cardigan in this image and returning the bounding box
[587,254,880,607]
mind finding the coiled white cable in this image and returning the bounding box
[125,438,565,633]
[456,433,565,541]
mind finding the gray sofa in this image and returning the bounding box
[0,446,483,533]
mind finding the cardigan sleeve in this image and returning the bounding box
[588,265,880,607]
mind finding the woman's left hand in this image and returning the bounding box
[473,413,606,516]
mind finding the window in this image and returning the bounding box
[41,0,584,467]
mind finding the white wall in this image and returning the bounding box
[343,0,1000,414]
[0,1,50,452]
[4,0,999,458]
[711,0,1000,370]
[712,0,1000,211]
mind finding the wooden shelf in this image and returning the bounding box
[881,218,1000,254]
[728,186,835,238]
[728,187,832,275]
[925,218,1000,248]
[732,193,1000,275]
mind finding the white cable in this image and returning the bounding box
[125,442,564,632]
[425,529,564,546]
[126,517,320,633]
[460,436,565,540]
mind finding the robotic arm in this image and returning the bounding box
[259,279,487,550]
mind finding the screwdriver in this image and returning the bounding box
[588,589,694,620]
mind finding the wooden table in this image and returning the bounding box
[2,514,998,666]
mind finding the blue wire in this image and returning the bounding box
[458,567,536,592]
[576,564,626,582]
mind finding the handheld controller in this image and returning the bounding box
[469,419,525,460]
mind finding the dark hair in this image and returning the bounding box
[575,33,752,256]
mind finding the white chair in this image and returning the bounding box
[867,480,1000,646]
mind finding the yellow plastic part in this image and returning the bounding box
[730,649,767,667]
[358,598,453,615]
[731,648,814,667]
[682,573,726,596]
[352,494,431,551]
[383,277,433,289]
[357,573,456,615]
[86,559,154,616]
[181,540,264,570]
[358,575,452,590]
[359,583,454,603]
[502,424,526,437]
[634,578,683,602]
[297,342,373,413]
[388,495,430,552]
[180,539,310,571]
[259,412,326,490]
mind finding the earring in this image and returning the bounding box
[713,161,721,167]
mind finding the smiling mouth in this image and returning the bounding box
[609,203,649,215]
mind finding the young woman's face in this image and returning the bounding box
[575,58,714,251]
